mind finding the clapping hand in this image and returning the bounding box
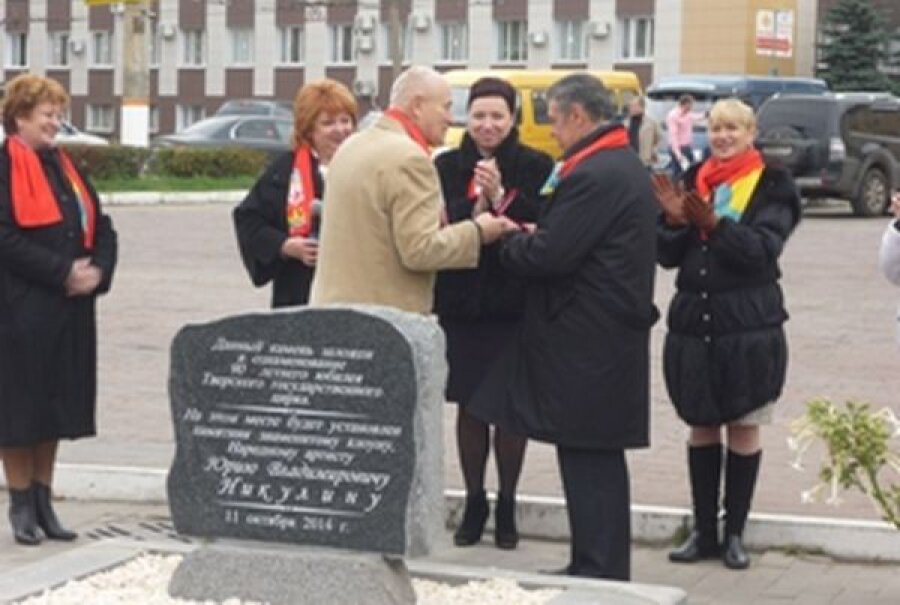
[651,173,687,226]
[683,191,718,233]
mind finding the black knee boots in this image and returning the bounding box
[454,489,489,546]
[722,450,761,570]
[669,443,722,563]
[8,486,41,546]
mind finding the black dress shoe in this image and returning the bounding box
[453,490,489,547]
[33,482,78,541]
[494,493,518,550]
[722,534,750,569]
[8,487,41,546]
[668,530,720,563]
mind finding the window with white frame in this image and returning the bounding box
[181,29,205,66]
[91,30,113,66]
[380,23,411,63]
[330,24,353,64]
[148,20,160,67]
[438,21,467,62]
[177,104,205,131]
[86,104,114,133]
[148,105,159,134]
[556,20,586,62]
[496,20,527,63]
[620,16,654,60]
[47,31,69,67]
[7,32,27,67]
[229,27,253,65]
[279,25,304,64]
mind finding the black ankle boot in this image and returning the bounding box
[722,450,761,570]
[33,482,77,541]
[8,487,41,546]
[494,492,518,550]
[669,443,722,564]
[453,489,488,546]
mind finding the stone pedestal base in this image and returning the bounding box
[168,543,415,605]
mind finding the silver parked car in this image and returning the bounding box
[155,115,293,158]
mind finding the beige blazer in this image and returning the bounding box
[626,114,663,167]
[309,116,480,314]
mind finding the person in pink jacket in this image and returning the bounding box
[666,94,698,178]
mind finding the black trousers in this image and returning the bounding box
[556,446,631,581]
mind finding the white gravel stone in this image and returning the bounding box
[14,555,561,605]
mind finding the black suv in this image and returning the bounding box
[756,93,900,216]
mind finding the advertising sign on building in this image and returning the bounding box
[755,9,794,58]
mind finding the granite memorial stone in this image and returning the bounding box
[166,305,446,557]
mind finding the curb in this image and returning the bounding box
[99,190,247,206]
[4,463,896,564]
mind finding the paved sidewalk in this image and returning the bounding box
[0,498,897,605]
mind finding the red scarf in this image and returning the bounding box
[384,107,430,154]
[285,145,318,237]
[559,126,630,179]
[695,148,765,200]
[8,136,96,249]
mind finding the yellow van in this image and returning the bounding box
[443,69,642,158]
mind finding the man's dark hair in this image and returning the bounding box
[547,73,614,122]
[678,94,694,106]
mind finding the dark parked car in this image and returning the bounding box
[155,115,293,158]
[646,75,829,169]
[756,92,900,216]
[214,99,293,118]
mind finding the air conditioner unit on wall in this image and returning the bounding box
[69,39,85,54]
[357,34,374,54]
[529,30,548,47]
[590,21,611,40]
[355,13,376,33]
[353,79,376,97]
[412,13,431,32]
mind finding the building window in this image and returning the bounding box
[229,28,253,65]
[330,24,353,64]
[148,105,159,134]
[91,30,113,66]
[620,17,654,60]
[380,23,412,63]
[7,32,27,68]
[86,104,115,133]
[177,104,205,131]
[279,26,304,64]
[496,20,527,64]
[439,21,467,62]
[48,31,69,67]
[182,29,205,66]
[556,20,586,62]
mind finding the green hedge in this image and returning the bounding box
[151,147,269,178]
[62,144,271,180]
[63,144,152,180]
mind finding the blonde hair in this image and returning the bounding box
[292,79,358,149]
[2,74,69,134]
[708,98,756,131]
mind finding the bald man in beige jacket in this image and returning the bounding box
[310,67,515,314]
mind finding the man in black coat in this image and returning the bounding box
[469,74,658,580]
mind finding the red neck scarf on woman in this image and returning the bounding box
[384,107,430,154]
[8,136,96,249]
[559,125,630,179]
[695,148,765,200]
[285,144,318,237]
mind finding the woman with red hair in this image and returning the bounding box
[234,79,357,307]
[0,74,117,545]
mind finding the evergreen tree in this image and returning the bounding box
[816,0,895,92]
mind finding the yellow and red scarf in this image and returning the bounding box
[8,136,96,249]
[285,145,318,237]
[540,126,630,196]
[695,148,764,222]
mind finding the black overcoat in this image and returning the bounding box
[433,129,554,321]
[0,143,117,447]
[233,151,324,308]
[658,163,801,426]
[469,124,659,450]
